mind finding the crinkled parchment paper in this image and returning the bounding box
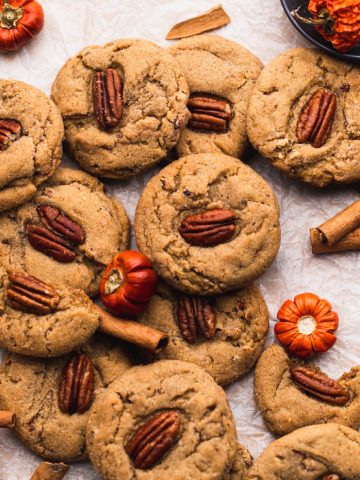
[1,1,359,478]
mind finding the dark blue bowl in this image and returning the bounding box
[280,0,360,61]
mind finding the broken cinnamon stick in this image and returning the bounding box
[0,411,15,428]
[316,199,360,246]
[95,305,169,354]
[166,5,230,40]
[311,227,360,254]
[310,198,360,254]
[30,462,69,480]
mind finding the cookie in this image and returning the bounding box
[51,39,189,179]
[136,282,269,386]
[168,35,263,158]
[0,335,132,462]
[135,153,280,295]
[0,79,63,211]
[86,360,243,480]
[254,345,360,436]
[247,423,360,479]
[0,267,99,357]
[0,168,130,297]
[247,48,360,187]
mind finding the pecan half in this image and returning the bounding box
[290,366,350,406]
[296,88,336,148]
[38,205,85,245]
[177,295,216,343]
[7,272,60,315]
[58,353,95,414]
[26,205,84,263]
[187,95,232,133]
[0,119,21,151]
[93,69,123,130]
[125,411,181,470]
[179,209,236,247]
[26,224,76,263]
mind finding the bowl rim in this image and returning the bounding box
[280,0,360,61]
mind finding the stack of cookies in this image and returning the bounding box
[1,32,359,480]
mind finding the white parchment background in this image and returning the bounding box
[1,0,360,478]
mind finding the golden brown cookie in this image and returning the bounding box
[52,39,189,179]
[168,35,262,158]
[254,345,360,435]
[136,282,269,386]
[86,360,245,480]
[0,79,63,211]
[0,335,132,462]
[0,267,99,357]
[135,153,280,295]
[247,48,360,187]
[0,168,130,297]
[247,424,360,479]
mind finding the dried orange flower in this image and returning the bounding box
[293,0,360,52]
[275,292,339,359]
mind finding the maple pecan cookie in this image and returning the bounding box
[168,35,262,158]
[254,345,360,436]
[135,153,280,295]
[0,168,129,297]
[247,48,360,187]
[0,335,132,462]
[0,79,63,211]
[0,267,99,357]
[247,423,360,479]
[86,360,248,480]
[51,39,189,179]
[136,282,269,386]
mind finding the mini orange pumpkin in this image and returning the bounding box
[100,250,157,318]
[275,292,339,359]
[0,0,44,52]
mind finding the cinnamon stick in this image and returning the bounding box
[95,305,169,354]
[310,227,360,254]
[0,411,15,428]
[166,5,230,40]
[310,198,360,254]
[316,199,360,246]
[30,462,69,480]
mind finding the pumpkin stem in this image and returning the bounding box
[291,6,335,35]
[104,268,123,295]
[0,2,23,30]
[297,315,317,335]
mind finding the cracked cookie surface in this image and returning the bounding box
[168,35,262,158]
[0,335,132,462]
[247,48,360,187]
[137,282,269,386]
[0,79,63,211]
[254,345,360,436]
[135,153,280,295]
[0,266,99,357]
[247,423,360,479]
[51,39,189,179]
[86,360,247,480]
[0,168,130,297]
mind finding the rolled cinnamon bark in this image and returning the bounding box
[95,305,169,354]
[316,198,360,246]
[0,411,15,428]
[30,462,69,480]
[311,227,360,254]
